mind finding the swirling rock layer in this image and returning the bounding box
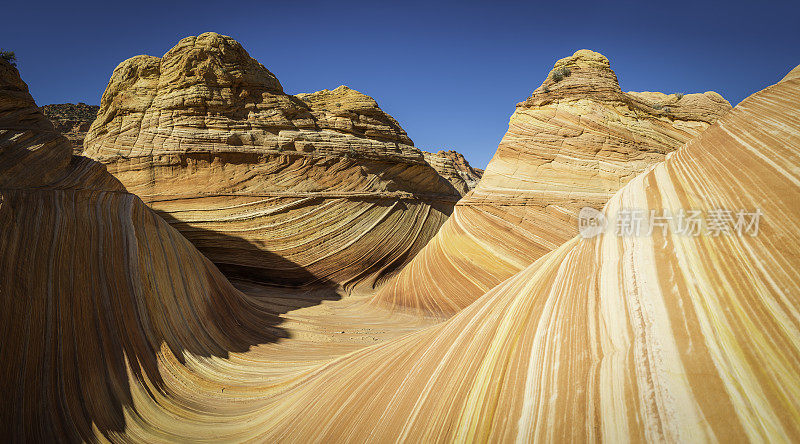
[248,65,800,442]
[0,60,286,441]
[5,48,800,443]
[374,50,733,316]
[83,33,463,288]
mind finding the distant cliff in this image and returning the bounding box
[40,102,98,153]
[423,149,483,194]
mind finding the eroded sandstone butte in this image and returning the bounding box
[83,32,465,289]
[374,49,733,316]
[0,59,284,441]
[40,102,98,153]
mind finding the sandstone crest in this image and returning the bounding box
[374,49,733,315]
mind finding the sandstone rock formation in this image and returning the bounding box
[83,32,463,288]
[5,43,800,442]
[423,149,483,194]
[374,49,733,316]
[0,59,283,440]
[294,85,412,144]
[13,57,793,443]
[295,86,480,195]
[40,102,98,153]
[247,66,800,443]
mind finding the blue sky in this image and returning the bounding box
[2,0,798,168]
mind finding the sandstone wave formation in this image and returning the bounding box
[374,49,733,316]
[83,32,465,289]
[0,59,288,440]
[4,46,800,442]
[239,65,800,442]
[40,102,98,153]
[243,64,800,443]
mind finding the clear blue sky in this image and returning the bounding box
[2,0,798,168]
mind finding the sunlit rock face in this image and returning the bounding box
[233,64,800,443]
[0,59,282,441]
[84,32,463,288]
[373,49,733,316]
[423,149,484,195]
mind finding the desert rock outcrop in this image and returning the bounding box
[374,49,733,316]
[83,32,463,288]
[423,149,483,194]
[5,41,800,442]
[250,65,800,442]
[243,67,800,441]
[40,102,98,153]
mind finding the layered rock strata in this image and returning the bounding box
[84,33,463,288]
[0,59,282,441]
[32,59,799,443]
[249,67,800,441]
[6,46,800,443]
[374,49,733,316]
